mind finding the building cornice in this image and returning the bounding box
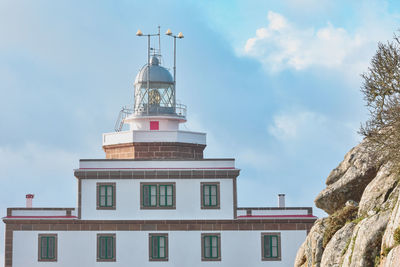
[74,169,241,180]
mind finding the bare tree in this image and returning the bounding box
[360,34,400,170]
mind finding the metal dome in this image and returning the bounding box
[134,56,174,84]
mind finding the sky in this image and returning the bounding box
[1,0,400,262]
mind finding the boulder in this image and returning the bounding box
[320,222,356,267]
[315,140,379,215]
[379,245,400,267]
[382,188,400,249]
[294,218,326,267]
[341,211,390,267]
[358,163,399,216]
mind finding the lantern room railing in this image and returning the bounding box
[114,104,186,132]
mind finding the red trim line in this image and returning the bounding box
[237,215,316,218]
[4,216,78,219]
[79,167,236,170]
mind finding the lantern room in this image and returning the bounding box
[134,56,178,116]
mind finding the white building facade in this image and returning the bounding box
[3,32,316,267]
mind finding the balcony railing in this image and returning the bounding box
[115,104,187,132]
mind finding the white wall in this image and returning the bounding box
[12,230,306,267]
[81,179,234,220]
[102,130,207,146]
[79,159,235,169]
[129,117,180,131]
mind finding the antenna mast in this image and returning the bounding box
[158,25,161,60]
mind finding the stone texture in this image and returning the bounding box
[379,245,400,267]
[315,140,379,215]
[341,210,390,267]
[358,163,399,216]
[320,222,356,267]
[294,218,326,267]
[382,187,400,249]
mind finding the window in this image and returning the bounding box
[141,182,175,209]
[143,184,157,207]
[159,184,173,207]
[97,183,116,210]
[97,234,116,262]
[201,182,220,209]
[149,234,168,261]
[261,233,281,261]
[201,233,221,261]
[38,234,57,262]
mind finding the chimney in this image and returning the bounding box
[278,194,285,208]
[26,194,34,208]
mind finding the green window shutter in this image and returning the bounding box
[203,185,210,206]
[99,236,114,259]
[159,236,166,258]
[99,185,114,207]
[40,236,56,260]
[107,237,113,259]
[47,237,55,259]
[204,235,219,259]
[106,186,113,207]
[40,237,47,259]
[203,185,218,207]
[271,236,278,257]
[143,185,157,207]
[159,185,173,207]
[150,235,167,259]
[151,236,158,258]
[210,185,217,206]
[264,235,279,258]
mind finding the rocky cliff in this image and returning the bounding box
[295,139,400,267]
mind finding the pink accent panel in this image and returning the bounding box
[150,121,159,130]
[237,215,316,218]
[79,167,235,170]
[4,216,78,219]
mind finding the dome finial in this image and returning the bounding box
[150,56,159,65]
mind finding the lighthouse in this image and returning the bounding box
[102,29,206,160]
[3,28,316,267]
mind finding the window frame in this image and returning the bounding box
[140,182,176,209]
[201,233,221,261]
[149,233,169,261]
[38,234,57,262]
[261,232,281,261]
[97,233,116,262]
[200,182,220,209]
[96,182,116,210]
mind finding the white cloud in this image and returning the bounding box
[268,110,326,141]
[243,11,395,74]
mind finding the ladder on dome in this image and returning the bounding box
[114,107,133,132]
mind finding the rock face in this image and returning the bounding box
[341,211,390,267]
[380,246,400,267]
[295,218,326,267]
[295,140,400,267]
[315,140,379,215]
[320,222,355,267]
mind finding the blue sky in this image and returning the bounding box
[1,0,400,261]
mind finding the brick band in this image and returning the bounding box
[103,142,206,160]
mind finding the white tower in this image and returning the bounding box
[102,28,206,159]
